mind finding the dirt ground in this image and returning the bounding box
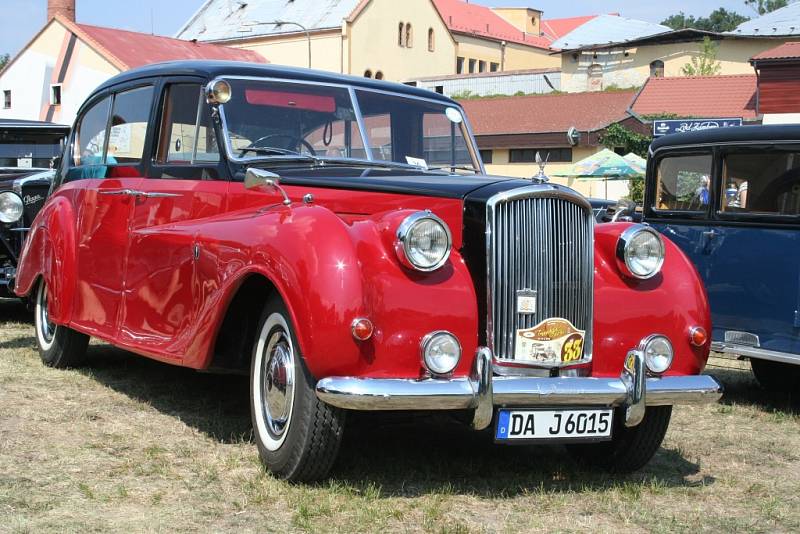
[0,300,798,533]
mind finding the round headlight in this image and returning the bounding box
[0,192,24,223]
[395,211,452,272]
[641,335,673,374]
[616,225,665,279]
[421,331,461,376]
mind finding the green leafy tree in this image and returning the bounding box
[744,0,789,15]
[0,54,9,71]
[599,123,652,203]
[681,36,723,76]
[662,8,749,32]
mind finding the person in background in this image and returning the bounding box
[695,175,710,205]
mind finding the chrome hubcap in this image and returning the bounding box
[261,330,295,439]
[38,284,56,344]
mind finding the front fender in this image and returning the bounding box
[592,223,711,378]
[15,194,78,323]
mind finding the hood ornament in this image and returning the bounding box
[533,151,550,183]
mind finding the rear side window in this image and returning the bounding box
[107,86,154,165]
[653,153,713,212]
[156,84,219,164]
[73,96,111,167]
[721,151,800,216]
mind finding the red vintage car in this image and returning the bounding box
[16,61,722,482]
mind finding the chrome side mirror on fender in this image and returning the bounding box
[245,168,291,206]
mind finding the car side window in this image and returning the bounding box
[653,153,713,212]
[156,84,219,165]
[72,95,111,171]
[721,151,800,216]
[107,86,154,167]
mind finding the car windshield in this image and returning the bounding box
[0,130,63,169]
[218,78,480,172]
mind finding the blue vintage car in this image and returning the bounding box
[644,125,800,390]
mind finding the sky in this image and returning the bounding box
[1,0,761,57]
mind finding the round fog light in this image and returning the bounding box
[641,335,673,374]
[421,331,461,376]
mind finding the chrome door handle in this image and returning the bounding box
[99,189,181,198]
[99,189,137,196]
[139,192,182,198]
[702,230,718,239]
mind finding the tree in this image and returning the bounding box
[661,8,749,32]
[744,0,789,15]
[681,37,722,76]
[0,54,9,71]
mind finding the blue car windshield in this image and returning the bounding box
[218,78,480,172]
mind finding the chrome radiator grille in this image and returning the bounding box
[487,189,594,365]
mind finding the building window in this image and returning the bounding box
[405,24,413,48]
[457,57,465,74]
[50,84,62,106]
[398,22,404,46]
[479,149,493,164]
[2,90,10,109]
[364,70,373,78]
[490,62,499,72]
[374,71,384,80]
[468,59,476,73]
[434,85,444,94]
[587,63,603,91]
[509,148,573,163]
[650,60,665,78]
[478,60,487,73]
[428,28,435,52]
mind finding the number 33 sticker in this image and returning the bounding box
[561,333,585,363]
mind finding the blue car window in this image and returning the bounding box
[721,152,800,216]
[654,154,713,212]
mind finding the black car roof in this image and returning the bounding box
[93,60,458,106]
[650,124,800,152]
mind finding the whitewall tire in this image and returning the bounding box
[34,280,89,368]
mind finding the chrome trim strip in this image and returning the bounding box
[711,342,800,365]
[485,185,595,370]
[316,376,477,410]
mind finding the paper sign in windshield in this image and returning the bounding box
[514,318,586,364]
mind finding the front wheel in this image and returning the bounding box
[751,358,800,392]
[250,298,345,482]
[566,405,672,472]
[34,280,89,368]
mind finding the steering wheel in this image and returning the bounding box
[241,133,317,157]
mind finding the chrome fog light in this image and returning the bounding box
[616,225,665,279]
[640,335,673,374]
[0,192,24,223]
[421,331,461,376]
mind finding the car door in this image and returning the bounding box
[118,78,229,361]
[645,149,716,283]
[67,85,154,338]
[698,145,800,355]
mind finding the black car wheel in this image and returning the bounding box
[566,405,672,472]
[35,280,89,368]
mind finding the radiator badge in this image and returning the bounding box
[514,318,586,365]
[516,289,537,314]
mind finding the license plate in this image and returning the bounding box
[495,408,613,442]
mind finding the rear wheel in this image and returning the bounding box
[566,405,672,472]
[751,358,800,392]
[250,298,345,482]
[34,280,89,368]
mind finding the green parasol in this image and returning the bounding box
[551,148,645,199]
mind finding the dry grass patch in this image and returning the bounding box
[0,301,798,532]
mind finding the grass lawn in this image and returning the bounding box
[0,301,798,533]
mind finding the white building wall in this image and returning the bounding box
[0,50,54,122]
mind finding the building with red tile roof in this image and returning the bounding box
[0,11,266,125]
[432,0,552,49]
[751,41,800,62]
[459,90,645,199]
[750,42,800,121]
[631,75,759,120]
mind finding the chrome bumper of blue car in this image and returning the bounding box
[315,347,723,430]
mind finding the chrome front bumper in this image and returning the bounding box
[315,347,723,430]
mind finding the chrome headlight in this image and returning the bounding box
[640,334,674,374]
[616,225,665,280]
[0,192,24,223]
[421,331,461,376]
[395,211,452,272]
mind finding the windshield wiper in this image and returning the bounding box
[239,146,308,157]
[426,164,480,173]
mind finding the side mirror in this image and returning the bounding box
[245,168,291,206]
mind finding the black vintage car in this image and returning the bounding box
[0,119,69,297]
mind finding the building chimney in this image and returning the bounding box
[48,0,76,22]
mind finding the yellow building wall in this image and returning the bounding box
[503,42,560,70]
[492,8,542,35]
[456,35,559,72]
[348,0,457,81]
[227,30,344,73]
[561,39,786,92]
[485,146,631,199]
